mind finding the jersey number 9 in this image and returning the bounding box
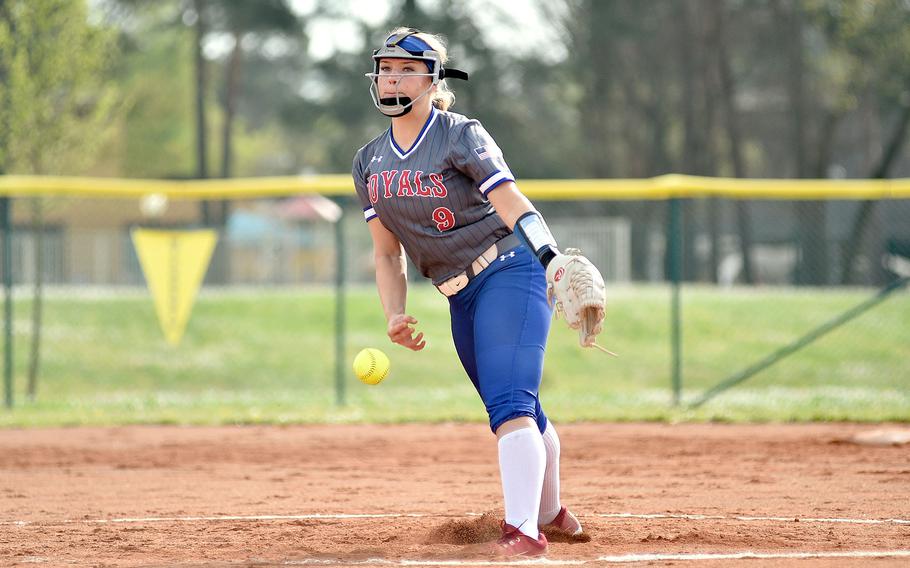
[432,206,455,232]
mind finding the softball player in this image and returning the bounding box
[352,28,597,557]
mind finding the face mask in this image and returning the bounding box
[365,30,469,117]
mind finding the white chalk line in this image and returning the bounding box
[11,550,910,566]
[0,513,433,526]
[595,512,910,525]
[4,510,909,527]
[282,550,910,566]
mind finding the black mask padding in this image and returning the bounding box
[440,68,469,81]
[378,96,413,117]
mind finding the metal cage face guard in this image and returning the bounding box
[366,45,441,117]
[366,77,435,118]
[365,32,469,117]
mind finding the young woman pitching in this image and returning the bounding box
[352,28,606,557]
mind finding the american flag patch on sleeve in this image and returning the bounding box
[473,144,503,161]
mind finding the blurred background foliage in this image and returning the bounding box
[2,0,908,182]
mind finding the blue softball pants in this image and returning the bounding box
[448,243,552,434]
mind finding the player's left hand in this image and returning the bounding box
[545,248,607,348]
[387,313,427,351]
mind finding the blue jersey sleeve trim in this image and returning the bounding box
[477,170,499,186]
[389,108,438,159]
[481,176,514,196]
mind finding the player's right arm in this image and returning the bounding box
[368,218,426,351]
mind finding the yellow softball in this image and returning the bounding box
[352,348,390,385]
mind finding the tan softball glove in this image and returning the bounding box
[545,248,612,353]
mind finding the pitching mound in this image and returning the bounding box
[424,511,500,544]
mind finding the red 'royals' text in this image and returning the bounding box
[368,170,448,203]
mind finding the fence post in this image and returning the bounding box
[333,202,346,406]
[1,195,12,409]
[669,198,683,405]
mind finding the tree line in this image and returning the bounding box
[4,0,907,182]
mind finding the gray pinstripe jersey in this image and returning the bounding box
[352,109,515,285]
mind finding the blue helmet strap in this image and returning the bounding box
[387,30,421,47]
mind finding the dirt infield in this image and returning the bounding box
[1,423,908,567]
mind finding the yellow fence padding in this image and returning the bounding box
[0,174,908,200]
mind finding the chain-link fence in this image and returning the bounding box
[11,196,907,287]
[0,179,907,419]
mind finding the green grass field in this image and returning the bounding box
[0,284,907,427]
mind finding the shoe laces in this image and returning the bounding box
[497,521,523,547]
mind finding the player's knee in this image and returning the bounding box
[487,402,539,435]
[494,415,537,438]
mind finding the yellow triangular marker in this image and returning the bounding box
[131,229,218,346]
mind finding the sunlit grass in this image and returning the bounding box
[0,283,907,426]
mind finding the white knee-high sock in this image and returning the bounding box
[538,421,562,525]
[498,427,546,539]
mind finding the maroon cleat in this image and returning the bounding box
[540,506,583,536]
[491,521,548,557]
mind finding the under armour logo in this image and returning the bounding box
[499,251,516,261]
[370,155,383,164]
